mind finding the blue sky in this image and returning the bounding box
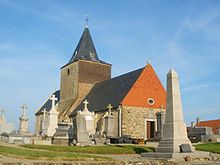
[0,0,220,132]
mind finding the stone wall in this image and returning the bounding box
[78,60,111,83]
[59,62,79,117]
[121,106,163,139]
[58,60,111,121]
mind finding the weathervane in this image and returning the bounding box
[85,15,89,27]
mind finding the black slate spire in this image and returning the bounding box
[69,27,108,65]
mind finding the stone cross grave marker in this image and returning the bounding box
[107,104,113,116]
[83,100,89,111]
[0,109,5,117]
[0,109,6,124]
[42,108,47,120]
[50,94,58,109]
[21,104,27,118]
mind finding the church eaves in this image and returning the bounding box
[67,27,109,66]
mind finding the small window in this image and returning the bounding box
[148,98,155,105]
[90,52,96,61]
[67,69,70,75]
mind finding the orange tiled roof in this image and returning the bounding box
[121,63,166,109]
[196,119,220,134]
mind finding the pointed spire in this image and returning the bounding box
[66,23,110,66]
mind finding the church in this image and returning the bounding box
[35,25,166,142]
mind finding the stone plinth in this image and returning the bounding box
[18,116,29,135]
[46,109,58,137]
[46,94,58,137]
[52,122,73,145]
[105,115,115,137]
[156,69,193,153]
[75,112,91,144]
[40,119,48,136]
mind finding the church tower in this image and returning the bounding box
[58,26,111,121]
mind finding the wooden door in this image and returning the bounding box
[147,121,155,140]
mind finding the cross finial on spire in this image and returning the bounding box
[85,15,89,28]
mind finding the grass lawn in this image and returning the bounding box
[195,142,220,154]
[0,144,108,161]
[22,144,154,154]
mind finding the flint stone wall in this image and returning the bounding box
[121,106,163,139]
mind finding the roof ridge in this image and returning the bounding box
[95,67,145,86]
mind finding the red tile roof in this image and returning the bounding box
[196,119,220,134]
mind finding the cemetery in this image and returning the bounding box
[1,2,220,164]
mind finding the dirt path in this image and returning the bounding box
[0,141,220,165]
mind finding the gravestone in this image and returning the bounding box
[105,104,115,137]
[155,110,165,140]
[52,122,73,145]
[47,94,58,136]
[180,144,192,153]
[0,109,15,134]
[79,100,95,136]
[40,108,48,136]
[18,104,30,135]
[72,100,94,145]
[75,111,91,144]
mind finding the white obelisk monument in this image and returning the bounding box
[156,69,192,153]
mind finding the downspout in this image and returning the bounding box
[118,105,122,137]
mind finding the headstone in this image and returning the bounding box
[47,94,58,136]
[156,69,193,153]
[72,100,94,145]
[0,109,6,124]
[0,109,15,134]
[155,110,165,140]
[180,144,192,153]
[105,104,115,137]
[79,100,95,136]
[52,122,73,145]
[18,104,29,135]
[75,112,91,144]
[40,108,48,136]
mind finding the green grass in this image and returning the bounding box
[21,144,154,154]
[0,145,108,161]
[195,142,220,154]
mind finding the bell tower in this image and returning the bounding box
[58,26,111,121]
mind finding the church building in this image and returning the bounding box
[35,25,166,141]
